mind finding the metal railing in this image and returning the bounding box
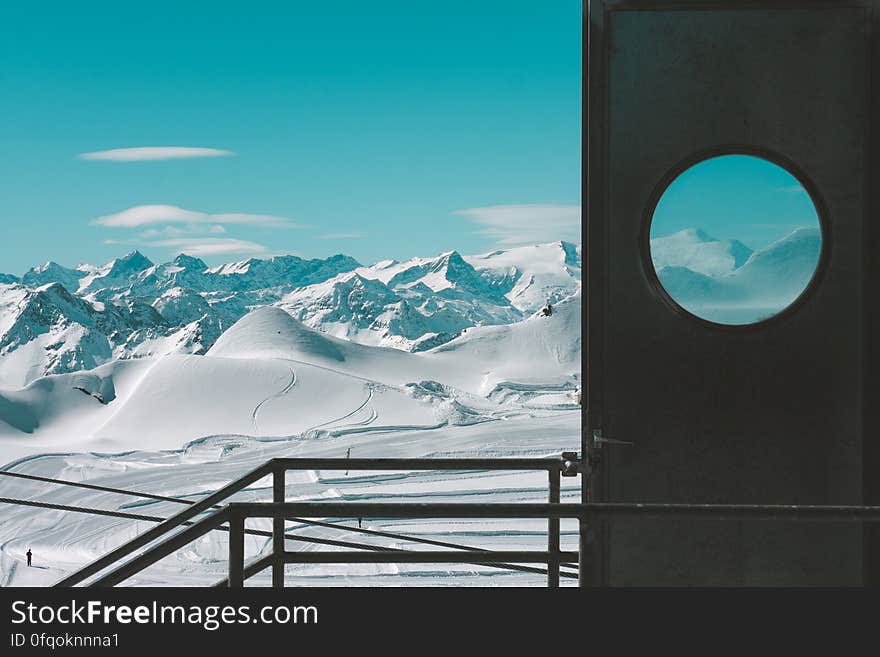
[56,454,582,588]
[51,453,880,588]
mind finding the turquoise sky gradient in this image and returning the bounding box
[650,155,821,251]
[0,1,583,274]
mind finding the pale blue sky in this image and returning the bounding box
[0,1,583,274]
[650,155,821,251]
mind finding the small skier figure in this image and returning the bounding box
[26,549,32,567]
[358,517,363,529]
[541,301,553,317]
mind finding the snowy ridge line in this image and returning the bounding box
[0,470,577,581]
[0,241,582,389]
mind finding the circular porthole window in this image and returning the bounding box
[647,154,824,326]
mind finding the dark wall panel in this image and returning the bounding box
[588,2,870,585]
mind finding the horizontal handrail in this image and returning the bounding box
[229,501,586,519]
[281,551,580,564]
[225,501,880,522]
[270,456,573,471]
[583,503,880,521]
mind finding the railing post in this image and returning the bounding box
[548,467,561,588]
[272,465,285,588]
[228,509,245,588]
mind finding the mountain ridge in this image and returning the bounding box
[0,241,582,387]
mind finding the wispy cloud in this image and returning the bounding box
[93,204,292,228]
[315,232,367,239]
[93,204,300,258]
[454,204,581,245]
[139,225,227,239]
[143,238,269,257]
[79,147,234,162]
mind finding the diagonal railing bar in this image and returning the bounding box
[212,555,274,587]
[53,461,273,587]
[90,509,231,587]
[0,496,445,551]
[284,516,580,571]
[0,497,176,523]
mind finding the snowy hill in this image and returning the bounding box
[0,294,580,458]
[724,227,821,303]
[212,298,580,396]
[653,227,821,323]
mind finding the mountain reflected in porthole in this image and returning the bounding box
[648,155,823,325]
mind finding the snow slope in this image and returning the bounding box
[656,228,821,323]
[0,245,582,587]
[0,292,579,456]
[212,298,580,396]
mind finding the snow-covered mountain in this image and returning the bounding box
[654,227,821,323]
[463,241,582,312]
[0,281,168,388]
[0,242,581,387]
[650,228,752,277]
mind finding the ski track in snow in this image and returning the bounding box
[251,365,297,434]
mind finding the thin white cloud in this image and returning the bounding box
[146,238,269,257]
[140,224,227,239]
[93,204,291,228]
[315,232,367,239]
[454,204,581,245]
[79,147,234,161]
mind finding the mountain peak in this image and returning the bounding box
[435,250,464,265]
[172,253,207,270]
[105,250,154,277]
[120,250,153,267]
[668,227,716,243]
[33,260,61,273]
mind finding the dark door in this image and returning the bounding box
[586,0,877,585]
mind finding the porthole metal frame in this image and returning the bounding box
[639,145,832,331]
